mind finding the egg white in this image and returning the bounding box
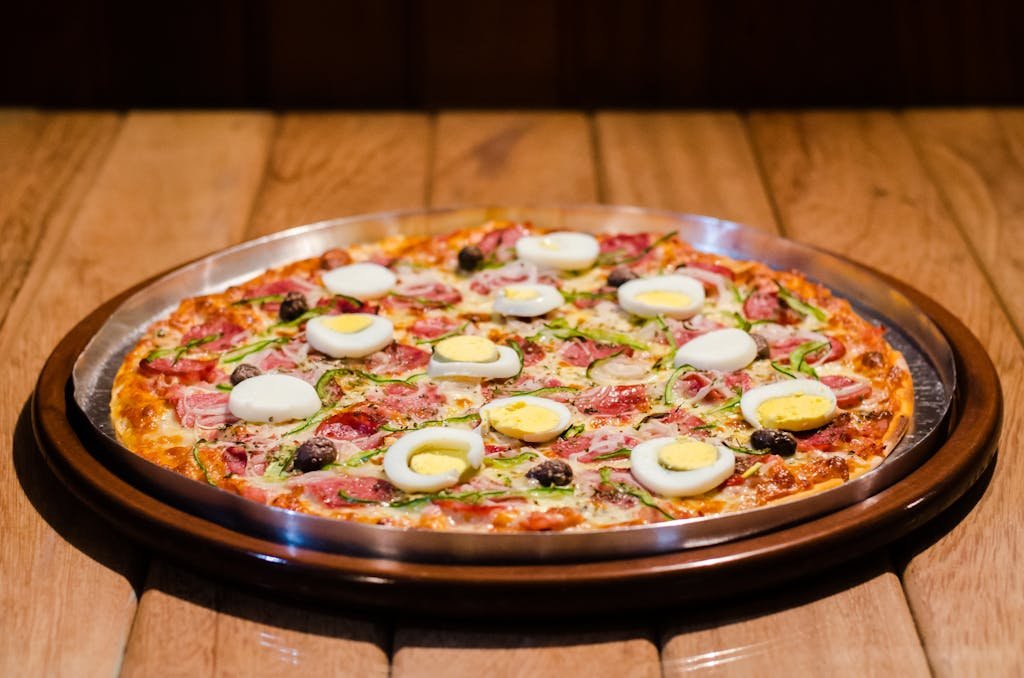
[617,275,706,319]
[228,374,321,423]
[515,232,600,270]
[479,395,572,443]
[306,314,394,358]
[427,345,521,380]
[321,262,396,299]
[630,437,736,498]
[674,328,758,372]
[493,283,564,318]
[383,428,485,493]
[739,379,838,430]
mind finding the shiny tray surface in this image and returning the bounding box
[72,206,954,563]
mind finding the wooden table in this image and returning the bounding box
[2,109,1021,676]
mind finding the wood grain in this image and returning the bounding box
[595,111,930,677]
[391,112,659,676]
[430,112,597,205]
[121,112,421,677]
[748,110,1024,676]
[247,113,431,238]
[0,112,120,330]
[903,108,1024,337]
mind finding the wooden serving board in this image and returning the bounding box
[32,262,999,616]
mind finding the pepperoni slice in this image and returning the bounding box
[687,261,735,280]
[820,375,872,408]
[307,476,396,507]
[140,357,218,383]
[477,224,530,257]
[574,385,650,416]
[408,316,460,340]
[560,339,624,368]
[316,410,383,441]
[365,343,430,375]
[744,285,800,325]
[599,233,651,259]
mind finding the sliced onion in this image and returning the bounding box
[677,266,729,298]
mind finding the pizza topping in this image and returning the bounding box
[617,275,705,319]
[320,247,352,270]
[173,388,236,429]
[477,223,529,260]
[673,328,758,372]
[675,266,730,297]
[820,375,872,409]
[859,351,886,369]
[740,380,838,432]
[409,316,462,340]
[515,232,600,270]
[493,283,564,318]
[306,314,395,358]
[428,335,521,380]
[294,436,338,472]
[277,291,309,322]
[606,267,638,288]
[382,428,484,493]
[182,320,245,352]
[481,396,572,443]
[750,428,798,456]
[229,363,261,385]
[321,262,396,300]
[457,245,484,271]
[560,339,623,368]
[227,374,321,423]
[526,459,573,487]
[743,283,801,324]
[630,437,735,498]
[575,384,650,416]
[140,356,218,383]
[750,333,771,360]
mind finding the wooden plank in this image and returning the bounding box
[0,112,131,331]
[247,113,430,238]
[391,112,659,677]
[393,626,659,678]
[430,112,597,205]
[747,110,1024,676]
[903,109,1024,335]
[1,111,274,676]
[597,111,929,677]
[123,112,432,677]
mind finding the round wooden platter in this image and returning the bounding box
[33,271,1000,617]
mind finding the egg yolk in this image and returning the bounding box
[434,335,499,363]
[757,394,832,431]
[503,285,540,301]
[635,290,691,309]
[658,440,718,471]
[409,447,470,476]
[487,402,560,439]
[323,314,373,334]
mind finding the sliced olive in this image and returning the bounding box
[526,459,573,487]
[750,428,798,456]
[458,245,484,271]
[750,332,770,360]
[229,363,261,385]
[606,267,638,288]
[278,291,309,321]
[294,436,337,472]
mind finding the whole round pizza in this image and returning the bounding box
[111,222,912,532]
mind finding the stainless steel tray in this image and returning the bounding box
[71,206,954,564]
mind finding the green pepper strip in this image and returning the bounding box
[145,332,222,364]
[770,361,799,379]
[215,383,233,392]
[535,318,649,351]
[343,447,386,467]
[561,423,585,439]
[731,312,751,332]
[263,446,296,481]
[723,440,768,456]
[190,440,215,486]
[337,490,382,504]
[285,407,331,436]
[221,337,288,364]
[483,451,538,468]
[591,447,631,461]
[381,412,481,433]
[270,306,328,329]
[711,394,742,413]
[789,340,829,378]
[599,468,673,520]
[585,349,625,380]
[664,364,696,406]
[231,294,284,306]
[501,385,578,398]
[596,231,676,266]
[776,283,828,322]
[505,339,525,378]
[415,321,469,345]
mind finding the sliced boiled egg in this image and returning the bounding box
[630,437,735,498]
[228,374,321,423]
[306,313,394,358]
[493,283,564,318]
[673,328,758,372]
[480,396,572,443]
[383,428,485,493]
[427,335,521,380]
[740,379,837,432]
[617,275,705,319]
[515,232,600,270]
[321,262,396,299]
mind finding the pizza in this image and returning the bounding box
[111,221,912,532]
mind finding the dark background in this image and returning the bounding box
[4,0,1021,108]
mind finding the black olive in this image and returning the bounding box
[526,459,573,487]
[750,332,770,360]
[606,267,638,288]
[750,429,798,456]
[278,291,309,321]
[229,363,261,385]
[294,436,337,472]
[458,245,484,271]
